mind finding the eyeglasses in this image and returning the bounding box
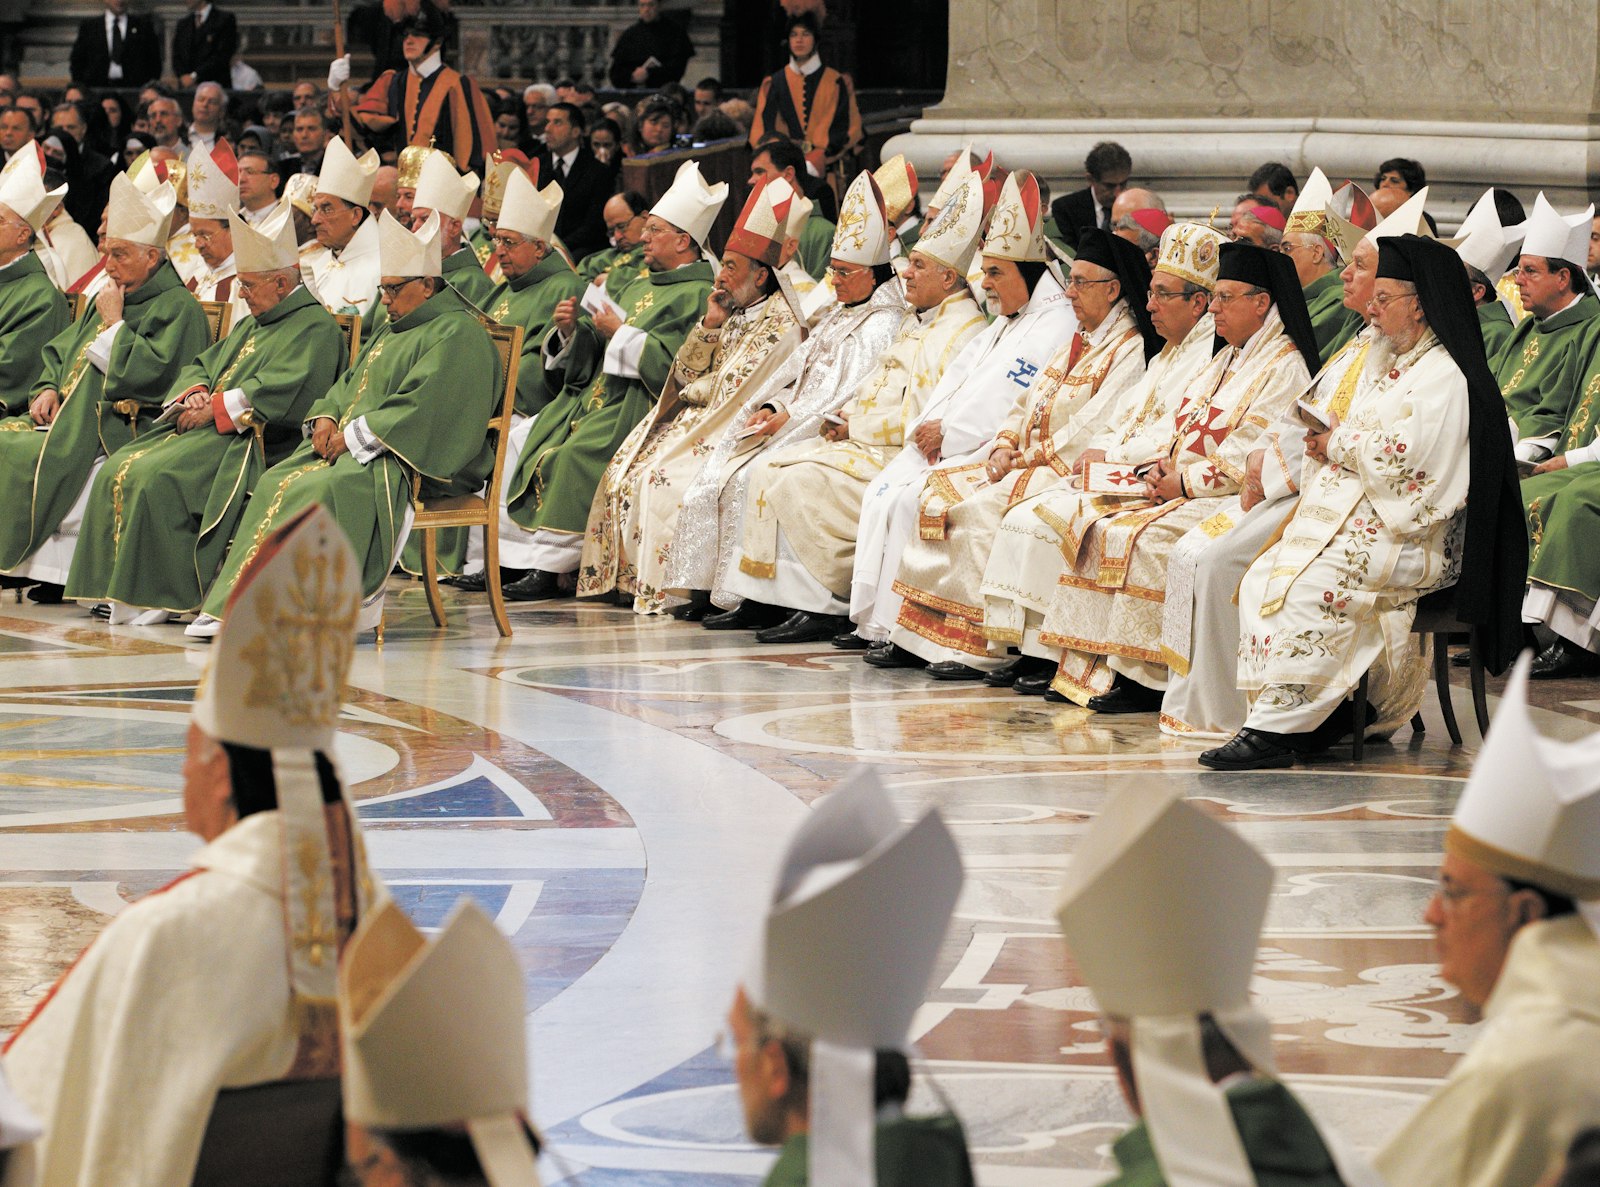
[1368,290,1418,311]
[191,228,225,245]
[490,233,527,250]
[1065,276,1116,292]
[1209,287,1265,306]
[378,277,422,300]
[1513,264,1550,279]
[829,264,869,281]
[1148,286,1196,302]
[1434,878,1509,910]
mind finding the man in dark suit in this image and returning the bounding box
[607,0,693,89]
[69,0,162,87]
[1051,141,1132,249]
[544,101,615,263]
[171,0,237,87]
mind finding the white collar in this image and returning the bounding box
[193,3,211,19]
[555,145,579,169]
[1544,290,1584,321]
[789,53,821,76]
[105,9,125,26]
[410,51,442,79]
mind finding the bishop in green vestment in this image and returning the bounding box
[1303,268,1363,363]
[1478,299,1515,361]
[500,177,720,581]
[1496,261,1598,441]
[577,192,649,292]
[0,251,69,415]
[0,221,207,578]
[199,212,499,628]
[402,166,589,581]
[66,277,345,617]
[1103,1079,1347,1187]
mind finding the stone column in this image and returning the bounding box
[885,1,1600,228]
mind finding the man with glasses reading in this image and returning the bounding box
[497,161,723,601]
[1050,140,1131,245]
[579,190,649,293]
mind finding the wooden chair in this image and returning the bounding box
[198,298,231,345]
[331,312,363,366]
[189,1077,343,1186]
[408,322,523,638]
[1351,588,1490,761]
[71,290,89,321]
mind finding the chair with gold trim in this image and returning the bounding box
[198,299,231,344]
[407,321,522,638]
[111,299,232,438]
[330,312,362,367]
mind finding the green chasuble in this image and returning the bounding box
[1521,316,1600,603]
[1478,300,1515,364]
[397,251,585,577]
[798,215,836,281]
[202,285,499,617]
[0,262,207,571]
[505,257,713,537]
[578,242,649,299]
[1495,295,1600,439]
[442,245,496,312]
[66,286,346,612]
[1102,1079,1345,1187]
[0,253,69,416]
[763,1115,975,1187]
[487,252,587,419]
[1303,270,1363,365]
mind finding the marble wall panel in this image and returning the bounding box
[942,0,1599,125]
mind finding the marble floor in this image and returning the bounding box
[1,581,1597,1185]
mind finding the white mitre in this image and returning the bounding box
[650,159,727,249]
[982,169,1047,263]
[1447,188,1526,280]
[1521,191,1594,265]
[341,898,540,1187]
[498,171,562,244]
[0,145,65,232]
[829,169,891,268]
[315,135,380,208]
[106,170,176,247]
[413,151,478,222]
[231,202,300,273]
[379,208,442,278]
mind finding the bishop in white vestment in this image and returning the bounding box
[884,228,1159,671]
[1205,233,1523,768]
[2,506,378,1187]
[1037,241,1320,711]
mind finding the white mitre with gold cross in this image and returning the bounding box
[830,169,892,268]
[190,503,374,1077]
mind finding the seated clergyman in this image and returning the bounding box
[1204,234,1523,770]
[188,209,498,638]
[65,203,346,623]
[3,506,378,1186]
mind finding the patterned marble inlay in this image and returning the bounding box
[1,584,1598,1184]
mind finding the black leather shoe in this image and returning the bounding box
[1084,676,1165,715]
[927,660,986,681]
[1199,729,1299,771]
[831,631,870,650]
[987,656,1053,688]
[502,570,567,602]
[1530,638,1600,679]
[703,600,787,631]
[863,643,927,669]
[1042,687,1071,703]
[1012,670,1053,696]
[756,611,850,644]
[670,592,713,621]
[445,571,489,592]
[26,582,63,605]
